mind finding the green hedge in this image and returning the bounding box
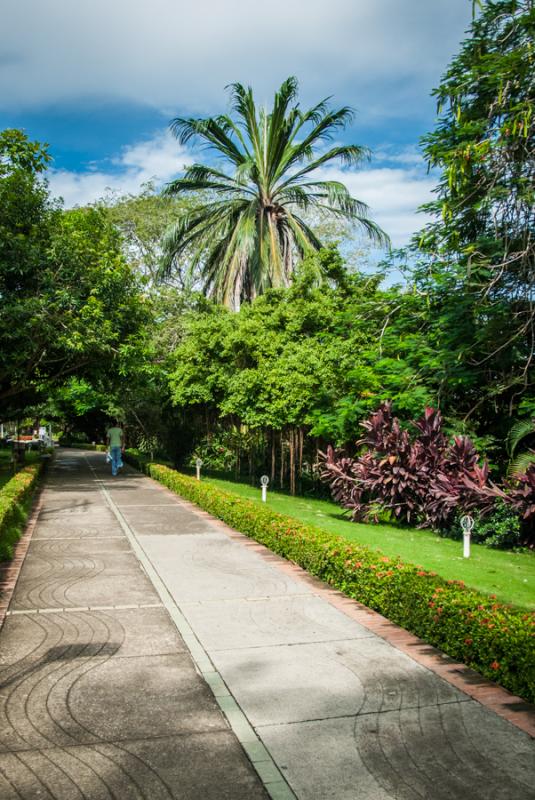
[126,454,535,703]
[60,442,107,452]
[0,463,43,561]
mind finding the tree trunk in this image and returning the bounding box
[298,426,304,492]
[271,429,276,484]
[289,428,296,496]
[280,430,285,490]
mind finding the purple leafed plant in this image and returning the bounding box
[507,466,535,524]
[319,402,503,529]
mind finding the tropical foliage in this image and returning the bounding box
[160,77,388,308]
[1,0,534,553]
[416,0,535,426]
[320,401,535,545]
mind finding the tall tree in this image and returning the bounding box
[160,77,388,309]
[417,0,535,417]
[0,132,150,419]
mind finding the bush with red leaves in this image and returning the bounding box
[319,402,506,530]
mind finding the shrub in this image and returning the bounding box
[132,460,535,703]
[320,403,504,530]
[0,464,43,560]
[59,442,107,452]
[446,501,524,549]
[507,465,535,546]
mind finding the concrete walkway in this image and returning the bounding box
[1,450,534,799]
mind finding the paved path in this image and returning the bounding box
[1,450,534,799]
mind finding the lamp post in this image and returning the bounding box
[195,458,203,481]
[460,514,474,558]
[260,474,269,502]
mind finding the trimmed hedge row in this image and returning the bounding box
[60,443,107,452]
[0,463,43,561]
[126,454,535,703]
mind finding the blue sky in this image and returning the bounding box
[1,0,474,247]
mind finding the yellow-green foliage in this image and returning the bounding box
[127,452,535,704]
[0,464,42,560]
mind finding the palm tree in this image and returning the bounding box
[160,77,389,309]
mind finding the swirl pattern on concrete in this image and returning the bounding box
[0,451,267,799]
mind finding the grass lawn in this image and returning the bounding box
[199,473,535,610]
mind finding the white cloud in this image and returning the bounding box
[316,164,436,247]
[373,145,427,167]
[1,0,472,120]
[47,130,193,206]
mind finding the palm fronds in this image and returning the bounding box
[161,76,389,308]
[506,417,535,477]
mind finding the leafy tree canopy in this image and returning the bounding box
[0,131,151,419]
[415,0,534,417]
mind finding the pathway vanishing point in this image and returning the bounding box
[0,449,534,799]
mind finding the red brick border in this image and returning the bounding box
[0,486,44,630]
[143,474,535,739]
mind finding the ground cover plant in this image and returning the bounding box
[125,452,535,703]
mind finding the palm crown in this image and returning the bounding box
[161,77,389,308]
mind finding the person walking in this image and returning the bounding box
[106,421,124,477]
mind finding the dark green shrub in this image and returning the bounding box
[134,460,535,703]
[446,501,524,549]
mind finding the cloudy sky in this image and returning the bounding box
[1,0,474,247]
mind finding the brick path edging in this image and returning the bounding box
[144,473,535,740]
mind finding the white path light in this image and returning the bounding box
[460,514,474,558]
[260,474,269,502]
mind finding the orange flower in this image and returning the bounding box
[464,638,473,645]
[490,661,500,671]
